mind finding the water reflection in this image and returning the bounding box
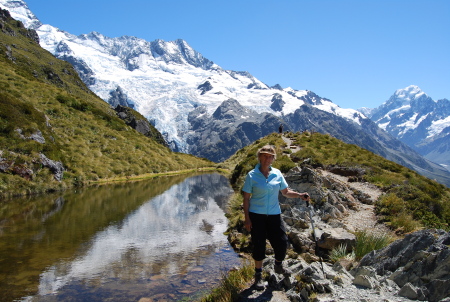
[0,173,240,301]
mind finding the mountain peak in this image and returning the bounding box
[393,85,426,102]
[0,0,41,29]
[149,38,215,70]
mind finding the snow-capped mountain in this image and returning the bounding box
[0,0,366,152]
[362,85,450,171]
[2,0,450,186]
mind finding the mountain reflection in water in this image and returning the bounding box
[0,173,241,302]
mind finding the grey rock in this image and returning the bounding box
[108,86,133,108]
[288,230,314,254]
[39,153,64,181]
[398,283,418,300]
[270,93,285,112]
[317,228,356,251]
[353,275,380,289]
[197,81,213,95]
[351,266,378,278]
[358,229,450,302]
[114,105,168,147]
[29,130,45,144]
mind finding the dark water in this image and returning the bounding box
[0,173,241,302]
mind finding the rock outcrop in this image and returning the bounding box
[356,229,450,302]
[39,153,64,181]
[114,105,168,148]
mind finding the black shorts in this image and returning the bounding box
[249,212,288,262]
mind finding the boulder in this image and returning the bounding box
[317,228,356,251]
[288,230,314,254]
[353,274,379,289]
[398,282,419,300]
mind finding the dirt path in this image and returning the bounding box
[320,170,392,236]
[281,135,300,154]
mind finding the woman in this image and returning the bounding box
[242,145,310,290]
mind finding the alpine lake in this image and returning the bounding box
[0,173,242,301]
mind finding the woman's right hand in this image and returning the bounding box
[243,192,252,232]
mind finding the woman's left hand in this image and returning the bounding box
[299,192,310,201]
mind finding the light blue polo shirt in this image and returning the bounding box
[242,163,288,215]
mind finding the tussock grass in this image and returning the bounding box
[225,193,245,230]
[224,192,252,253]
[330,244,355,263]
[199,262,254,302]
[354,230,393,260]
[330,230,392,264]
[376,193,423,233]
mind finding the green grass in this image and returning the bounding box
[224,192,252,253]
[330,230,392,264]
[330,244,355,263]
[353,230,393,260]
[198,261,254,302]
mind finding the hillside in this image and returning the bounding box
[0,8,213,197]
[223,132,449,301]
[224,131,449,236]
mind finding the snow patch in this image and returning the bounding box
[427,116,450,138]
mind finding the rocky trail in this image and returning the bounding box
[233,135,450,302]
[282,134,390,237]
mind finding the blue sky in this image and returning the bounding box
[24,0,450,109]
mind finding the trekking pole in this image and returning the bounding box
[306,199,325,274]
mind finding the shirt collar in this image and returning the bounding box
[255,163,272,174]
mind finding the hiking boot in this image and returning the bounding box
[253,272,265,290]
[274,264,291,275]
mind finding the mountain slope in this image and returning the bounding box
[0,8,212,197]
[225,133,450,302]
[2,0,450,187]
[361,85,450,172]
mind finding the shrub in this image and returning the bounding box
[274,155,296,173]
